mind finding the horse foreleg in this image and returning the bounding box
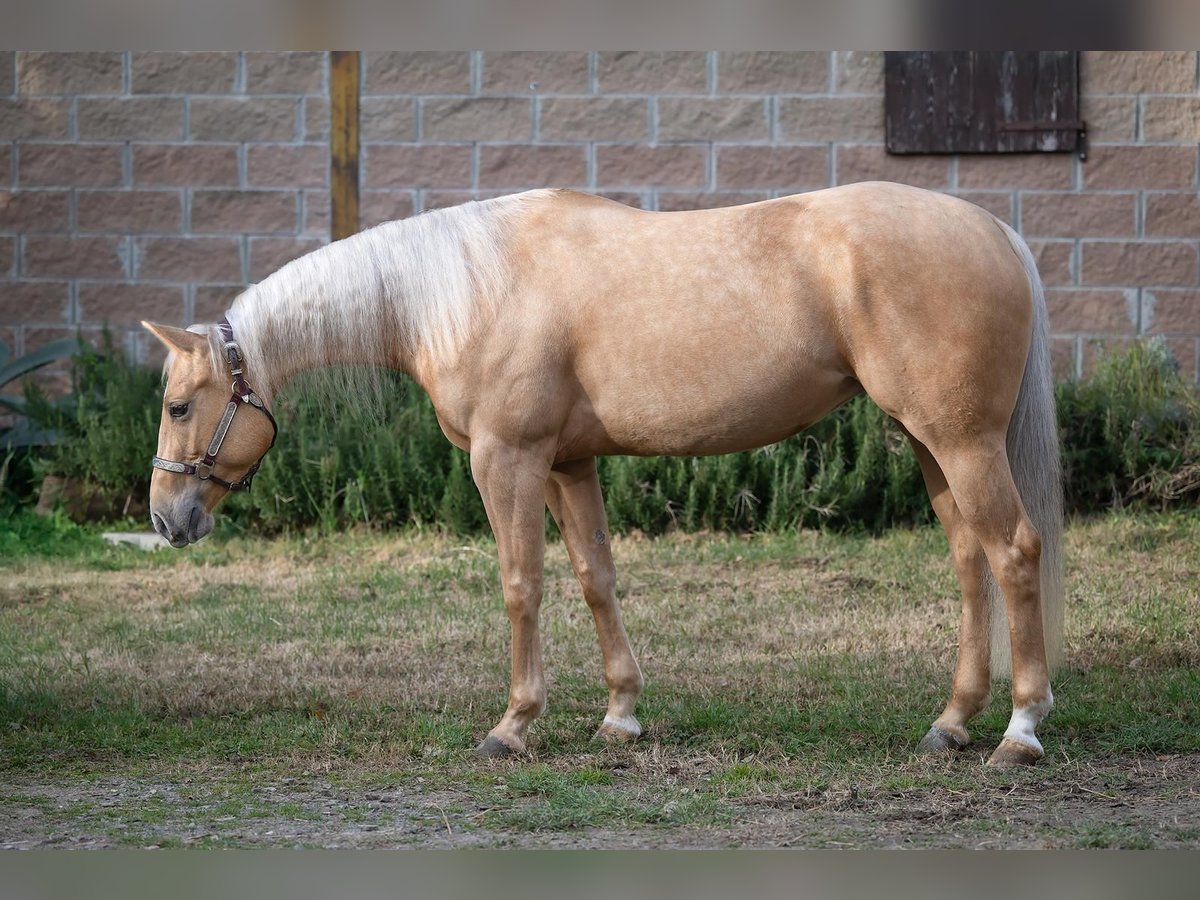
[545,458,644,742]
[909,437,992,754]
[470,439,553,758]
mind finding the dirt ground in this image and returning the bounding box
[4,750,1198,849]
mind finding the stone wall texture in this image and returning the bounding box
[2,50,1199,380]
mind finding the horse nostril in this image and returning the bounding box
[151,513,168,538]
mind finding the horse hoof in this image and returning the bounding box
[986,738,1043,768]
[594,715,642,744]
[917,725,968,754]
[475,734,521,758]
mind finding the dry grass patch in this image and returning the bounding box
[1,513,1198,847]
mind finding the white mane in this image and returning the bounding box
[199,190,543,404]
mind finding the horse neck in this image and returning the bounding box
[221,200,516,404]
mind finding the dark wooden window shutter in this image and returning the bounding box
[885,52,1084,156]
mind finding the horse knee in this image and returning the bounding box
[580,565,616,608]
[503,572,543,623]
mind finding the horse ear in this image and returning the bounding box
[142,321,207,356]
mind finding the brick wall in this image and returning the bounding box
[2,51,1199,381]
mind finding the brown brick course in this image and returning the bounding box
[1084,146,1196,190]
[422,98,532,142]
[835,145,950,190]
[478,145,587,189]
[0,98,71,139]
[1141,97,1200,142]
[598,52,708,94]
[657,97,769,142]
[359,191,415,230]
[76,190,183,233]
[18,144,123,188]
[1082,51,1197,94]
[716,145,827,190]
[305,97,330,141]
[77,283,186,325]
[190,190,299,234]
[360,98,417,141]
[1046,288,1137,334]
[302,191,330,237]
[5,51,1200,382]
[953,191,1014,224]
[136,237,241,281]
[133,145,239,188]
[1080,95,1137,143]
[131,52,237,94]
[1082,241,1198,288]
[538,98,649,141]
[25,236,127,279]
[77,97,185,141]
[193,285,242,323]
[246,144,328,189]
[0,52,15,96]
[0,282,70,324]
[482,52,590,95]
[0,190,70,232]
[189,98,300,142]
[1028,241,1075,287]
[1021,192,1137,238]
[1145,291,1200,335]
[249,237,325,280]
[245,52,326,95]
[17,52,122,95]
[778,97,881,142]
[363,145,473,190]
[835,52,884,93]
[958,154,1074,190]
[596,145,708,188]
[364,52,471,95]
[1049,338,1077,380]
[1145,193,1200,238]
[717,51,828,94]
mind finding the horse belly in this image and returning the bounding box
[569,350,858,458]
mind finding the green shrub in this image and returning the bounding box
[19,334,161,514]
[224,373,488,534]
[11,338,1200,535]
[1058,339,1200,511]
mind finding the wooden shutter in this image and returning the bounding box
[885,52,1083,155]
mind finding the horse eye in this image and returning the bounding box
[169,402,190,419]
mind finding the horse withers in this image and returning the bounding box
[145,183,1063,767]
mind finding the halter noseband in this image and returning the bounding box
[151,317,278,492]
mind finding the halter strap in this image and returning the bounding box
[151,317,278,492]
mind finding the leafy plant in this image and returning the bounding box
[19,333,161,515]
[1058,339,1200,511]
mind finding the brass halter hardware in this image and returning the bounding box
[151,317,278,492]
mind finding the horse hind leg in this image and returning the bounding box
[907,435,993,755]
[925,436,1053,767]
[545,458,644,742]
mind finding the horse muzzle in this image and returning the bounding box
[150,499,214,548]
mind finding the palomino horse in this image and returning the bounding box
[145,182,1063,767]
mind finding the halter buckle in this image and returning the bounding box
[224,340,245,378]
[195,459,214,480]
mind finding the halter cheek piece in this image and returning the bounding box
[151,317,278,492]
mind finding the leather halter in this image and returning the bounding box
[151,317,278,492]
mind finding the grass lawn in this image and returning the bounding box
[1,511,1198,848]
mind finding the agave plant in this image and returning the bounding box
[0,335,78,446]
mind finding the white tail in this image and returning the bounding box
[988,222,1065,678]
